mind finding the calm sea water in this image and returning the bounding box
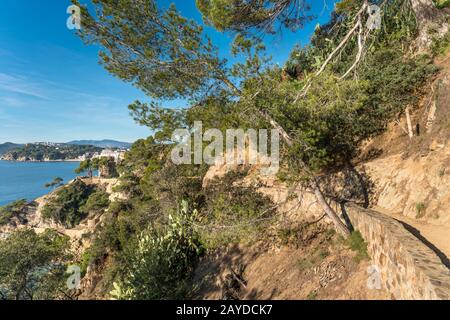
[0,161,82,206]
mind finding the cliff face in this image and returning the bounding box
[0,177,129,300]
[0,143,23,156]
[0,178,122,253]
[362,145,450,225]
[2,185,85,244]
[0,202,37,239]
[0,153,21,161]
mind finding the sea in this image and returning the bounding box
[0,160,83,206]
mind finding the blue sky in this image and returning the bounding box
[0,0,336,144]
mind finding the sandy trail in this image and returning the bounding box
[374,206,450,266]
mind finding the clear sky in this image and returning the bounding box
[0,0,336,144]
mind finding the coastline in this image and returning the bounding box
[0,159,81,163]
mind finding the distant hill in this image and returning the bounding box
[67,140,132,149]
[0,143,23,156]
[1,143,102,161]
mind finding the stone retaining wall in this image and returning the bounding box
[345,203,450,300]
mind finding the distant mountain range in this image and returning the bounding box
[67,140,132,149]
[0,140,131,157]
[1,144,103,162]
[0,143,23,156]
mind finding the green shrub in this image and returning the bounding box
[0,199,28,226]
[86,198,163,268]
[285,45,314,79]
[79,249,92,277]
[277,73,373,172]
[81,189,111,214]
[110,201,204,300]
[415,202,427,218]
[435,0,450,9]
[278,225,300,246]
[0,229,71,300]
[41,179,94,228]
[362,49,437,121]
[344,231,369,262]
[431,31,450,56]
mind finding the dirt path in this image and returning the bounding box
[374,206,450,267]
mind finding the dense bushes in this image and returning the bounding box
[41,180,109,228]
[42,180,94,228]
[284,0,419,79]
[110,201,203,300]
[362,49,437,120]
[0,199,28,226]
[81,189,110,214]
[87,199,159,263]
[284,74,372,171]
[87,158,275,297]
[280,8,437,174]
[431,30,450,56]
[0,229,71,300]
[435,0,450,9]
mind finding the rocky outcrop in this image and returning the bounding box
[363,143,450,226]
[0,178,122,252]
[0,154,27,161]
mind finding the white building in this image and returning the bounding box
[91,149,126,163]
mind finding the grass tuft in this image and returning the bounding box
[344,231,369,262]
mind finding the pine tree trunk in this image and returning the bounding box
[311,178,351,236]
[263,112,351,236]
